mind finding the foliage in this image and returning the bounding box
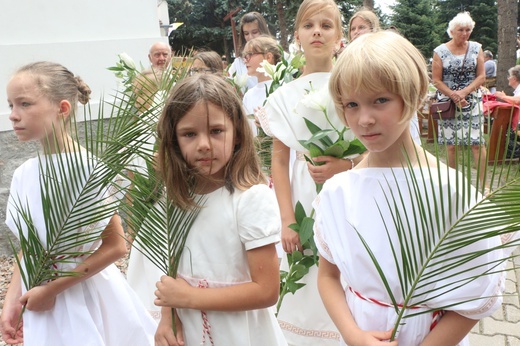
[391,0,441,58]
[276,82,366,314]
[276,201,317,314]
[9,53,193,333]
[254,45,304,176]
[357,140,520,341]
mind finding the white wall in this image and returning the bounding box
[0,0,168,132]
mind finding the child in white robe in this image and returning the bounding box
[1,61,156,346]
[153,74,287,346]
[315,31,514,345]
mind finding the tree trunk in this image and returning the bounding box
[363,0,374,10]
[276,0,289,51]
[497,0,517,93]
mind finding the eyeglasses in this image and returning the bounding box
[189,68,216,75]
[242,51,264,62]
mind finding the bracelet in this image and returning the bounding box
[347,157,355,169]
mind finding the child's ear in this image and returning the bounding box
[58,100,72,119]
[265,52,274,64]
[294,31,300,45]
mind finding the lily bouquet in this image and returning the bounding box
[107,53,142,93]
[254,45,305,176]
[277,83,366,314]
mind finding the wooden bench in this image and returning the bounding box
[485,106,517,165]
[426,105,517,165]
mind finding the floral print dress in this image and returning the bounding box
[434,41,484,145]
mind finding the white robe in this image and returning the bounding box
[260,72,352,345]
[314,166,513,345]
[175,185,287,345]
[6,153,156,346]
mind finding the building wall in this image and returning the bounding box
[0,0,169,132]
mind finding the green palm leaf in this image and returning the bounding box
[356,141,520,341]
[7,58,190,323]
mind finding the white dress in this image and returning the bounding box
[5,154,157,346]
[175,185,287,346]
[126,198,166,321]
[243,80,273,136]
[260,72,352,345]
[314,167,512,345]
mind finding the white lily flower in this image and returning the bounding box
[273,63,287,81]
[118,53,136,70]
[233,73,249,88]
[301,86,329,112]
[257,60,276,78]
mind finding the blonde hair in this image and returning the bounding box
[132,69,160,113]
[244,35,282,65]
[15,61,91,108]
[294,0,343,42]
[329,31,428,124]
[157,74,264,209]
[348,8,380,41]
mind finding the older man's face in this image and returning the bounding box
[149,45,172,69]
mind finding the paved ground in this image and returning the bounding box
[468,252,520,346]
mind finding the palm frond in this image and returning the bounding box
[356,138,520,340]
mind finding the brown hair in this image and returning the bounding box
[193,51,224,73]
[157,74,265,209]
[238,12,271,55]
[15,61,91,108]
[244,35,282,65]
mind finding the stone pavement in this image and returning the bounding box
[469,250,520,346]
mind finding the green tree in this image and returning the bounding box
[391,0,440,57]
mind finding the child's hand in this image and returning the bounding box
[0,301,24,344]
[307,156,351,184]
[253,106,265,128]
[155,309,184,346]
[346,329,398,346]
[282,224,302,253]
[20,285,57,312]
[154,276,192,308]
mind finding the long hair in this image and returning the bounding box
[348,8,380,42]
[157,74,264,209]
[294,0,343,42]
[237,12,271,56]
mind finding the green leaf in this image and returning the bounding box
[308,142,324,159]
[303,117,334,147]
[323,142,347,158]
[299,217,315,245]
[286,281,306,294]
[291,250,303,262]
[294,201,307,224]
